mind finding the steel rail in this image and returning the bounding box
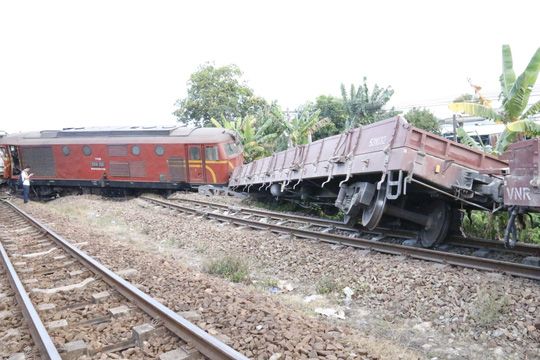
[447,235,540,256]
[165,196,417,238]
[166,196,349,228]
[3,200,249,360]
[164,196,540,256]
[145,197,540,281]
[0,207,62,360]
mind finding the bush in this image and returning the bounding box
[462,210,506,240]
[518,213,540,245]
[205,256,249,283]
[461,210,540,245]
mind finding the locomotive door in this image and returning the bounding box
[187,145,207,183]
[0,146,8,179]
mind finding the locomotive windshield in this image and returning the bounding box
[224,140,243,158]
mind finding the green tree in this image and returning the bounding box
[449,45,540,153]
[404,108,441,134]
[173,62,267,127]
[311,95,348,140]
[452,93,480,103]
[341,77,398,129]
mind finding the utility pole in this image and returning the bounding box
[452,114,457,142]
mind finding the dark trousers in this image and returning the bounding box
[23,185,30,203]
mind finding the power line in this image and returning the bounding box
[389,87,540,112]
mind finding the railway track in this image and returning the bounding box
[165,196,540,258]
[0,200,248,360]
[141,196,540,281]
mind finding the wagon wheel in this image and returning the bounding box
[362,184,387,229]
[420,200,451,248]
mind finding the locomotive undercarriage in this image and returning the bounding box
[8,179,193,200]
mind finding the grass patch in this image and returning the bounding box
[164,234,184,247]
[55,203,89,218]
[205,255,249,283]
[316,277,344,295]
[472,288,509,327]
[254,278,279,289]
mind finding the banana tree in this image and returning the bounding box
[277,107,329,150]
[211,115,279,163]
[449,45,540,153]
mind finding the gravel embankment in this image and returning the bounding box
[14,194,540,360]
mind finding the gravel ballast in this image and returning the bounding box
[11,194,540,360]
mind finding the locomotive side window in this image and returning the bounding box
[131,145,141,156]
[62,145,71,156]
[155,145,165,156]
[205,146,219,161]
[189,146,200,160]
[82,145,92,156]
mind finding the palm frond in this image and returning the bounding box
[493,129,519,154]
[506,120,540,138]
[210,118,223,128]
[520,99,540,120]
[457,127,482,151]
[448,103,504,122]
[500,45,516,97]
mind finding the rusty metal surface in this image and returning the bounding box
[502,138,540,208]
[229,116,508,193]
[4,200,249,360]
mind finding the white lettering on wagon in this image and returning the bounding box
[368,136,387,147]
[506,187,532,201]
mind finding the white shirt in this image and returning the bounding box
[21,170,30,186]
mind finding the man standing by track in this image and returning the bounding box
[21,166,33,204]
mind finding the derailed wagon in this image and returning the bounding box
[229,115,533,247]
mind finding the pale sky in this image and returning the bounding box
[1,0,539,134]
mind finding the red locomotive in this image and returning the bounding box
[0,125,243,198]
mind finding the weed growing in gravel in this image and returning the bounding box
[164,234,184,247]
[195,243,208,254]
[316,277,344,295]
[92,215,116,227]
[205,256,249,283]
[140,225,152,235]
[472,289,509,327]
[56,204,89,218]
[254,278,279,289]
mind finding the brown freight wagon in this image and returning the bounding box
[229,116,510,247]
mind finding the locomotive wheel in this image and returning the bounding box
[362,184,387,229]
[420,200,451,248]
